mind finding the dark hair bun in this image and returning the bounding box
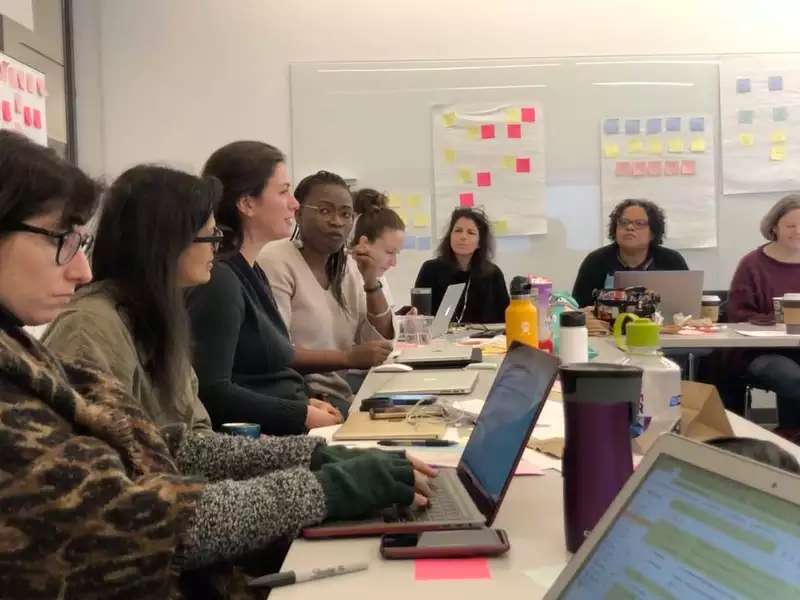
[353,188,387,215]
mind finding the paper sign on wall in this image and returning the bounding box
[0,51,47,146]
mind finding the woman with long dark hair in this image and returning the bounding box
[258,171,394,412]
[187,142,342,434]
[414,207,509,324]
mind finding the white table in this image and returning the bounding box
[659,323,800,349]
[275,343,800,599]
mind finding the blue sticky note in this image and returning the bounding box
[774,106,789,122]
[689,117,705,132]
[645,118,662,135]
[736,78,751,93]
[665,117,681,132]
[624,119,640,135]
[604,118,620,135]
[403,235,417,250]
[738,110,754,125]
[416,236,432,251]
[768,76,783,91]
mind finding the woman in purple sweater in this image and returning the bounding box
[728,194,800,428]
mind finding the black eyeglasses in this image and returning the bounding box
[5,222,94,265]
[193,227,225,253]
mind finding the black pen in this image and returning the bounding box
[248,562,369,588]
[377,439,458,447]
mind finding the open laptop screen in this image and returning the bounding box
[563,454,800,599]
[459,345,556,502]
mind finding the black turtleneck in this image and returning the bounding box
[0,304,23,333]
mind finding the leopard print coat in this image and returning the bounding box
[0,324,206,599]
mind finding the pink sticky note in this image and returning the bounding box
[615,161,632,176]
[664,160,680,176]
[16,71,25,90]
[521,107,536,123]
[1,101,11,123]
[23,106,32,127]
[632,161,647,177]
[13,94,22,114]
[647,161,662,177]
[516,157,531,173]
[476,172,492,187]
[415,558,491,581]
[0,62,7,83]
[25,73,34,93]
[33,109,42,129]
[459,192,474,208]
[480,124,495,139]
[7,67,16,88]
[507,123,521,139]
[681,160,696,176]
[36,77,47,97]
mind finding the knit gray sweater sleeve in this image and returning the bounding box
[177,466,328,569]
[174,430,325,481]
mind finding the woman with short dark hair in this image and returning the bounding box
[414,207,509,324]
[571,198,688,308]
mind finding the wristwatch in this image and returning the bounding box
[364,280,383,293]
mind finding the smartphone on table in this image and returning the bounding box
[380,529,510,559]
[360,394,438,411]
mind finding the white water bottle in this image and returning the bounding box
[559,311,589,364]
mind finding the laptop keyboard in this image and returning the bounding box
[383,470,470,523]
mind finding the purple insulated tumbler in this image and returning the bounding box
[560,363,642,553]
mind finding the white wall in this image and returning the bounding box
[72,0,800,294]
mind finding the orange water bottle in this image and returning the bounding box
[505,276,538,349]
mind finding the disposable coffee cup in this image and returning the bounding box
[410,287,433,316]
[774,297,784,323]
[782,294,800,334]
[700,295,721,323]
[221,422,261,438]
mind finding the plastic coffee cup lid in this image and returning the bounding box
[784,293,800,301]
[701,295,721,303]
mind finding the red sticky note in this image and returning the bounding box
[33,109,42,129]
[632,161,647,177]
[459,192,474,208]
[25,73,34,93]
[521,107,536,123]
[13,94,22,114]
[516,157,531,173]
[480,124,495,139]
[646,161,662,177]
[23,106,32,126]
[664,160,680,176]
[415,558,491,581]
[476,172,491,187]
[615,161,632,176]
[1,101,11,123]
[681,160,696,176]
[507,123,521,139]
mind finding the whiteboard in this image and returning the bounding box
[290,55,798,304]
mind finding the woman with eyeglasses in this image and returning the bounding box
[571,199,688,310]
[258,171,394,413]
[1,134,433,597]
[414,207,509,325]
[187,142,343,435]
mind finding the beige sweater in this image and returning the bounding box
[258,239,388,404]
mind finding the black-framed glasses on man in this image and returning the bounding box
[4,222,94,265]
[193,227,225,253]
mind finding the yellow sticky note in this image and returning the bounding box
[690,138,706,153]
[443,148,456,163]
[627,139,643,154]
[667,138,685,153]
[505,108,522,123]
[413,213,430,228]
[771,146,786,161]
[647,139,663,155]
[493,219,509,235]
[467,126,480,140]
[603,143,620,159]
[395,209,407,224]
[442,112,457,127]
[771,130,787,144]
[739,133,755,147]
[502,155,515,169]
[458,168,473,184]
[387,194,402,208]
[407,194,422,208]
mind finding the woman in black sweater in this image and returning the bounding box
[414,207,509,324]
[571,199,688,309]
[186,141,342,435]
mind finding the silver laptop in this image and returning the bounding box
[430,283,466,339]
[303,343,561,538]
[375,369,479,395]
[614,270,703,321]
[546,433,800,599]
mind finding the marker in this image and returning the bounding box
[248,562,369,588]
[377,439,458,447]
